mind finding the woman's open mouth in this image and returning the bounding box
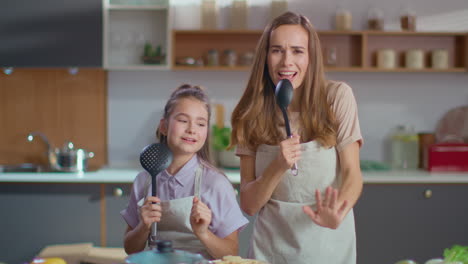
[278,71,297,81]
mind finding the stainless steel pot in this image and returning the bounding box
[28,132,94,172]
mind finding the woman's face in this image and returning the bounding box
[267,24,309,90]
[161,97,208,159]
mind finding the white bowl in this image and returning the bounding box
[217,150,240,169]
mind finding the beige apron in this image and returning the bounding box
[248,141,356,264]
[139,166,211,259]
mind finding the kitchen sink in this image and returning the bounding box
[0,163,49,173]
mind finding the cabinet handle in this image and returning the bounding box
[423,189,432,199]
[113,187,124,197]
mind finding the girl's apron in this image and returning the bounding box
[248,141,356,264]
[139,166,211,259]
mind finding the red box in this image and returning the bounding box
[426,143,468,172]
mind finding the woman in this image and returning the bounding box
[230,12,363,264]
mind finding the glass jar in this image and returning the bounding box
[367,7,383,30]
[207,49,219,66]
[223,49,237,67]
[201,0,218,29]
[391,125,419,170]
[400,6,416,31]
[271,0,288,21]
[335,8,352,31]
[230,0,247,29]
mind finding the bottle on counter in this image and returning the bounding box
[391,125,419,170]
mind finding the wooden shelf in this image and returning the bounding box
[172,66,251,71]
[172,30,467,73]
[102,0,171,70]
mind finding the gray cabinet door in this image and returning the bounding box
[354,184,468,264]
[0,183,101,264]
[105,183,132,248]
[0,0,102,67]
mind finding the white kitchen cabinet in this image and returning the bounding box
[102,0,172,70]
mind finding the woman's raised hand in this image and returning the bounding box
[277,133,301,171]
[190,196,212,238]
[302,186,348,229]
[139,196,162,229]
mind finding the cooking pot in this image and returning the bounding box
[27,132,94,172]
[126,240,209,264]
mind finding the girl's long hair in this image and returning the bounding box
[230,11,337,151]
[156,84,217,170]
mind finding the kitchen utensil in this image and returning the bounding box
[139,143,173,249]
[27,132,94,172]
[274,79,298,176]
[126,240,208,264]
[435,105,468,143]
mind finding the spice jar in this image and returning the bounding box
[335,8,352,31]
[207,49,219,66]
[367,7,383,30]
[400,6,416,31]
[223,49,237,67]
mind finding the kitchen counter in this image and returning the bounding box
[1,168,468,184]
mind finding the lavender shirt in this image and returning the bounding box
[121,155,249,238]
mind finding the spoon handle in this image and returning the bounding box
[289,135,299,176]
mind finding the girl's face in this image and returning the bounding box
[161,97,209,159]
[267,24,309,90]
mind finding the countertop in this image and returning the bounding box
[1,167,468,184]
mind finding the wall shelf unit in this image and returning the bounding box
[103,0,172,70]
[172,30,467,73]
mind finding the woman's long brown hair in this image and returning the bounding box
[230,11,337,151]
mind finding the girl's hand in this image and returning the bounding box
[190,196,212,238]
[276,133,301,171]
[138,196,162,230]
[302,186,348,229]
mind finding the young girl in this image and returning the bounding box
[230,12,363,264]
[121,84,248,260]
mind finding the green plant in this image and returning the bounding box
[212,125,232,151]
[444,245,468,263]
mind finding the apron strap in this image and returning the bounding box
[194,165,203,198]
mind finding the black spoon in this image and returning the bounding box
[275,79,298,176]
[140,143,173,249]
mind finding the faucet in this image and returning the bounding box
[27,132,51,151]
[27,132,52,166]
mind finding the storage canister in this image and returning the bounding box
[405,49,424,69]
[431,49,448,69]
[230,0,247,29]
[377,49,396,69]
[335,9,352,31]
